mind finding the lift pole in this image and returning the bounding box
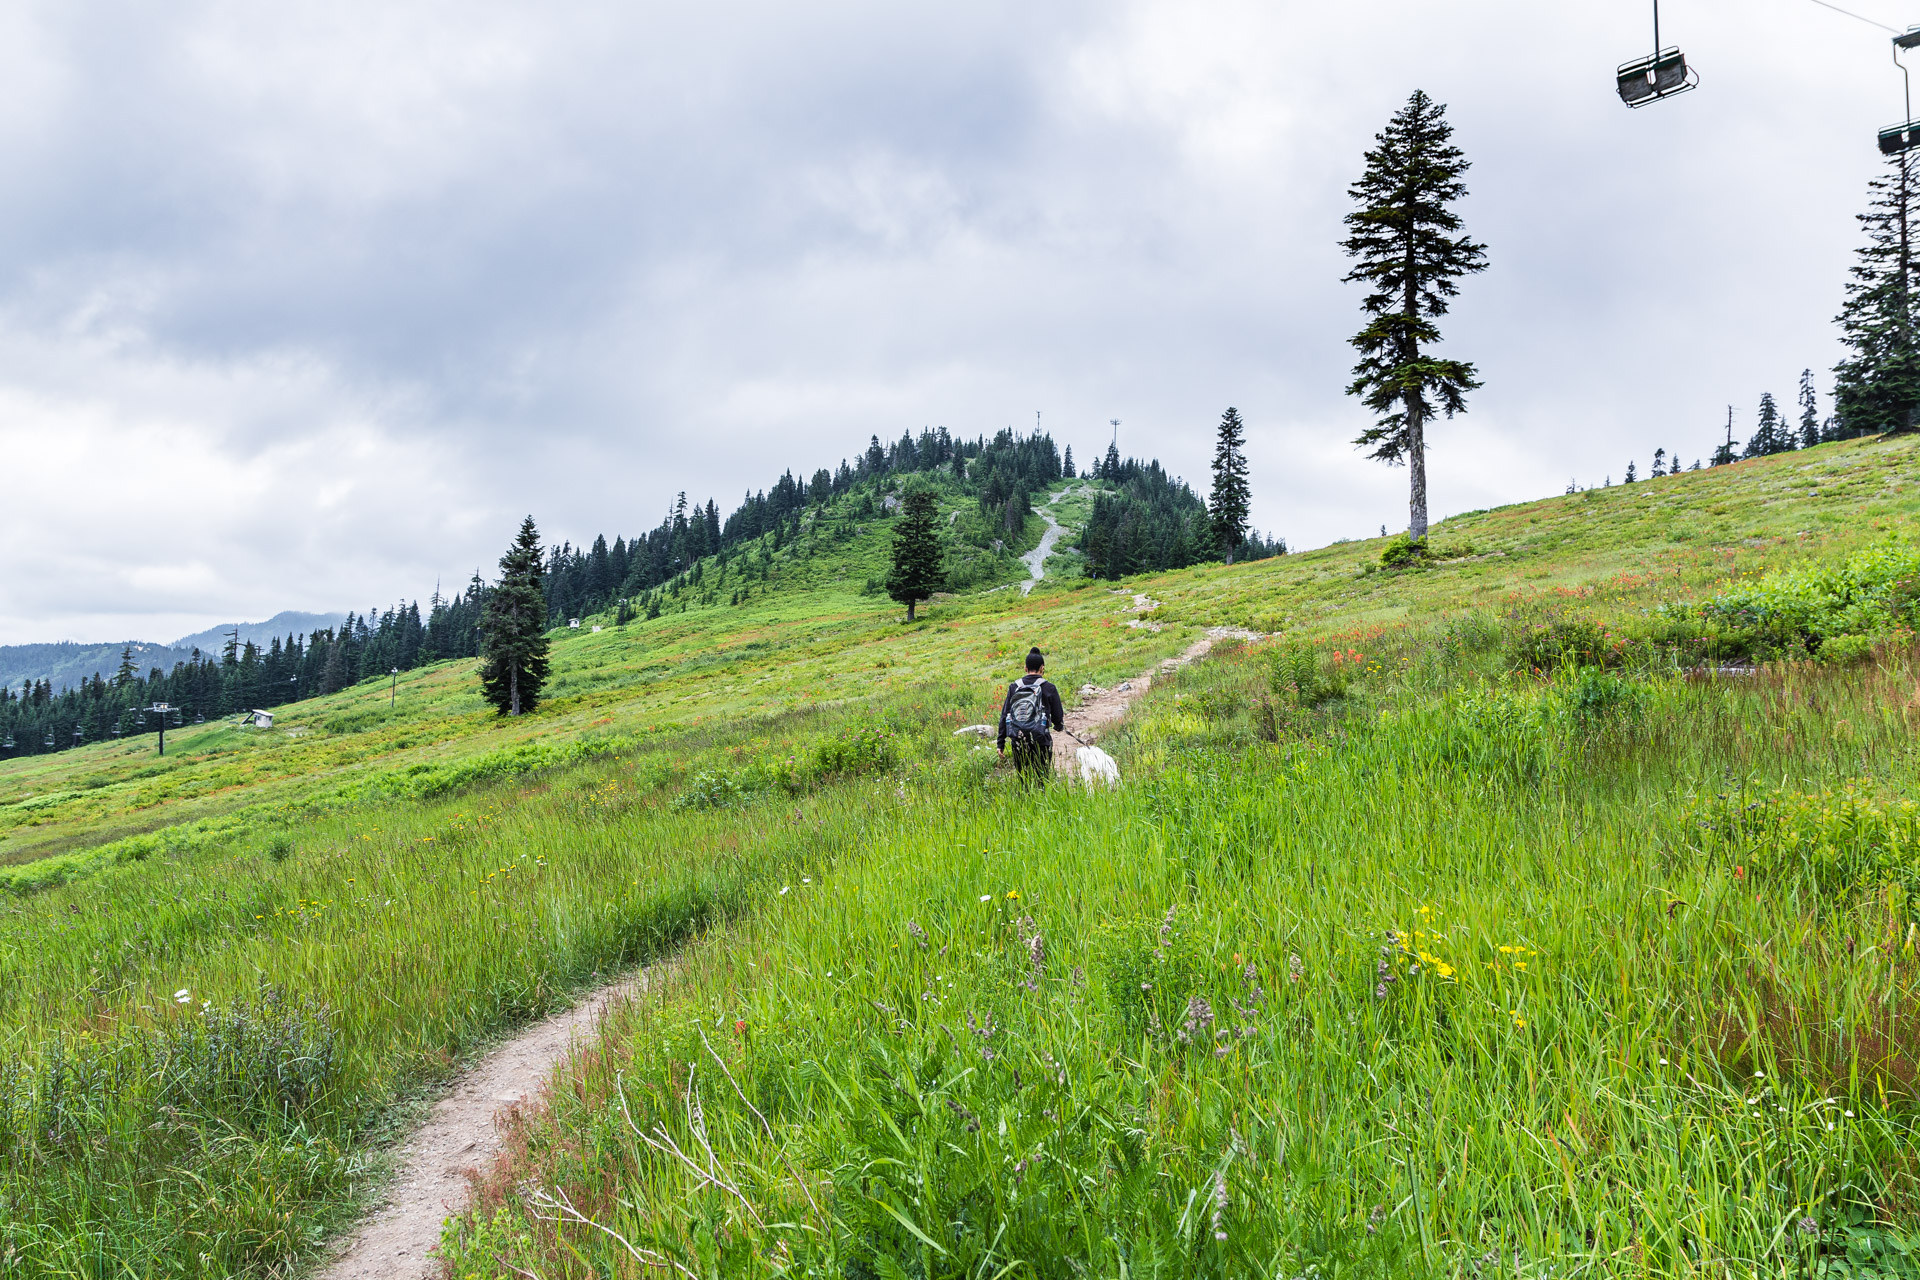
[148,702,174,756]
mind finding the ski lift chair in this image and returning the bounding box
[1881,29,1920,153]
[1617,48,1696,106]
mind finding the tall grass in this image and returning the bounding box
[0,721,950,1276]
[444,646,1920,1278]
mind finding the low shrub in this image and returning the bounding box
[1688,784,1920,911]
[1510,616,1621,671]
[1694,538,1920,654]
[1820,633,1876,666]
[1267,644,1349,707]
[671,769,755,812]
[1096,907,1210,1039]
[1553,666,1648,729]
[811,726,899,779]
[1379,533,1432,570]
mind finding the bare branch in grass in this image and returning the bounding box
[522,1182,697,1278]
[617,1070,768,1228]
[699,1027,823,1218]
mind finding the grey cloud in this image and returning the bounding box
[0,0,1909,641]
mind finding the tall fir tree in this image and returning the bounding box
[885,488,945,622]
[1341,89,1488,543]
[479,516,552,716]
[1797,369,1822,449]
[1207,406,1252,564]
[1746,392,1793,457]
[1062,445,1075,479]
[1833,150,1920,437]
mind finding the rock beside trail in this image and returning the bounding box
[953,724,995,737]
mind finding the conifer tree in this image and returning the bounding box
[1062,445,1075,479]
[1746,392,1793,457]
[885,488,944,621]
[1624,461,1637,484]
[1834,151,1920,437]
[479,516,552,716]
[1651,449,1666,478]
[1797,369,1821,448]
[1342,90,1488,543]
[1208,406,1252,564]
[319,636,347,696]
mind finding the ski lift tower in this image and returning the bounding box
[147,702,176,756]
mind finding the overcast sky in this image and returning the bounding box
[0,0,1907,643]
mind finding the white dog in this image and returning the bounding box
[1075,744,1121,788]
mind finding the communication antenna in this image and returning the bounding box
[1616,0,1698,106]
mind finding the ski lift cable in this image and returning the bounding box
[1802,0,1899,36]
[1796,0,1920,152]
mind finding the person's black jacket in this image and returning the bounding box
[998,674,1064,748]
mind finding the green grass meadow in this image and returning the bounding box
[3,438,1920,1277]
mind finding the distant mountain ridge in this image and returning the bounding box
[0,642,201,696]
[169,612,348,653]
[1,612,345,694]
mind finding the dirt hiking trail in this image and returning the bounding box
[317,620,1257,1276]
[317,969,659,1280]
[1054,621,1259,776]
[1018,487,1073,596]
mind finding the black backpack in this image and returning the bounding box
[1007,677,1050,737]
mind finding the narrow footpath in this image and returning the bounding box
[317,970,660,1279]
[1052,624,1259,776]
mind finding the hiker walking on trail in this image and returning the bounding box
[998,648,1064,783]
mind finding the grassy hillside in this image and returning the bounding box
[0,479,1069,874]
[7,441,1910,876]
[2,436,1919,1277]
